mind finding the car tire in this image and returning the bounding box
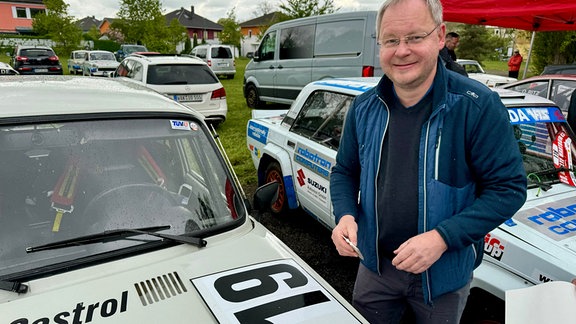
[229,74,235,80]
[246,84,263,109]
[264,162,288,215]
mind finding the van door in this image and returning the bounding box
[275,24,315,102]
[250,31,278,101]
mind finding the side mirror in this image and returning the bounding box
[251,181,279,220]
[252,53,260,62]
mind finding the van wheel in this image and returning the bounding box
[246,84,263,109]
[264,162,287,215]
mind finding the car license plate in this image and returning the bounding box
[175,94,202,102]
[217,63,229,67]
[35,69,48,73]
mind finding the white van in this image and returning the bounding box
[190,45,236,79]
[243,11,382,108]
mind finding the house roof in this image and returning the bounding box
[239,12,283,27]
[76,16,102,32]
[165,6,222,31]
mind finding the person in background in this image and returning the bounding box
[508,49,523,78]
[329,0,527,323]
[439,31,467,76]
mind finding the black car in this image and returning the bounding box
[10,45,63,75]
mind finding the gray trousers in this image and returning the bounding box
[352,259,470,324]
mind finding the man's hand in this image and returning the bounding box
[391,230,448,274]
[331,215,360,258]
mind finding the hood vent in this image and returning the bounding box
[134,271,188,306]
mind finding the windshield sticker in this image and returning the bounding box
[552,131,576,186]
[170,120,191,131]
[191,259,361,324]
[296,168,330,209]
[294,144,333,180]
[508,107,565,124]
[247,121,269,144]
[513,197,576,240]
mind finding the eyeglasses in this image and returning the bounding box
[378,24,441,48]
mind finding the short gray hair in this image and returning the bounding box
[376,0,444,39]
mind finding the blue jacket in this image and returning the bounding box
[330,61,527,304]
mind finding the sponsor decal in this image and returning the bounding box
[508,107,565,124]
[552,131,576,186]
[294,144,333,179]
[295,168,330,208]
[484,233,506,261]
[9,291,128,324]
[514,197,576,240]
[248,144,261,158]
[170,120,190,131]
[247,121,269,144]
[191,259,361,324]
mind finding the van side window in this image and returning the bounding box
[280,25,314,60]
[259,31,276,61]
[290,90,353,149]
[315,19,365,57]
[195,48,207,59]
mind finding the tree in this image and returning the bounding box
[113,0,187,53]
[456,24,508,63]
[32,0,82,54]
[279,0,338,19]
[531,31,576,73]
[218,8,243,49]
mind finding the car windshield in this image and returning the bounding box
[90,52,115,61]
[124,45,147,54]
[147,64,219,85]
[20,49,54,58]
[0,118,244,277]
[509,106,576,187]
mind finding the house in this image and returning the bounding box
[165,6,222,45]
[0,0,45,34]
[76,16,102,33]
[239,12,285,57]
[99,17,116,36]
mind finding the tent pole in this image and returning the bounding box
[522,31,536,79]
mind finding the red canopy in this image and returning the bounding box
[441,0,576,31]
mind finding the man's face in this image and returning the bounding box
[378,0,445,92]
[445,37,459,50]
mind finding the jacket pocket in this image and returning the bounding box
[428,244,475,300]
[426,178,475,229]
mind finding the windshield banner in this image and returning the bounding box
[508,107,566,125]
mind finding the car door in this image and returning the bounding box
[286,89,353,228]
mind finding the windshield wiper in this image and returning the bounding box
[530,167,571,177]
[26,225,207,253]
[0,279,28,294]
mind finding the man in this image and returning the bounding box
[508,49,523,78]
[439,31,467,76]
[329,0,527,323]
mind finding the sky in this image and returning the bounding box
[65,0,382,24]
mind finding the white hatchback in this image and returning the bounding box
[114,54,227,125]
[457,59,517,87]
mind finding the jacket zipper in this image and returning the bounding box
[434,127,442,180]
[375,95,389,275]
[423,121,433,305]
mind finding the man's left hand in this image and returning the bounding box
[391,230,448,274]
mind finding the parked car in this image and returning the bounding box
[67,50,87,75]
[500,74,576,116]
[113,54,227,124]
[0,76,366,323]
[246,78,576,322]
[457,59,517,87]
[541,64,576,75]
[10,45,63,75]
[81,50,120,77]
[115,44,149,62]
[190,44,236,79]
[0,62,18,75]
[243,11,382,108]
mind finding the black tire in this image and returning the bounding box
[264,162,288,215]
[246,84,263,109]
[229,74,235,79]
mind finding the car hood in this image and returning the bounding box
[468,73,517,86]
[486,183,576,284]
[89,60,120,68]
[0,219,365,323]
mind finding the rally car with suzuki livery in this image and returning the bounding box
[246,78,576,322]
[0,76,366,323]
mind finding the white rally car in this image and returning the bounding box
[0,76,366,323]
[246,78,576,322]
